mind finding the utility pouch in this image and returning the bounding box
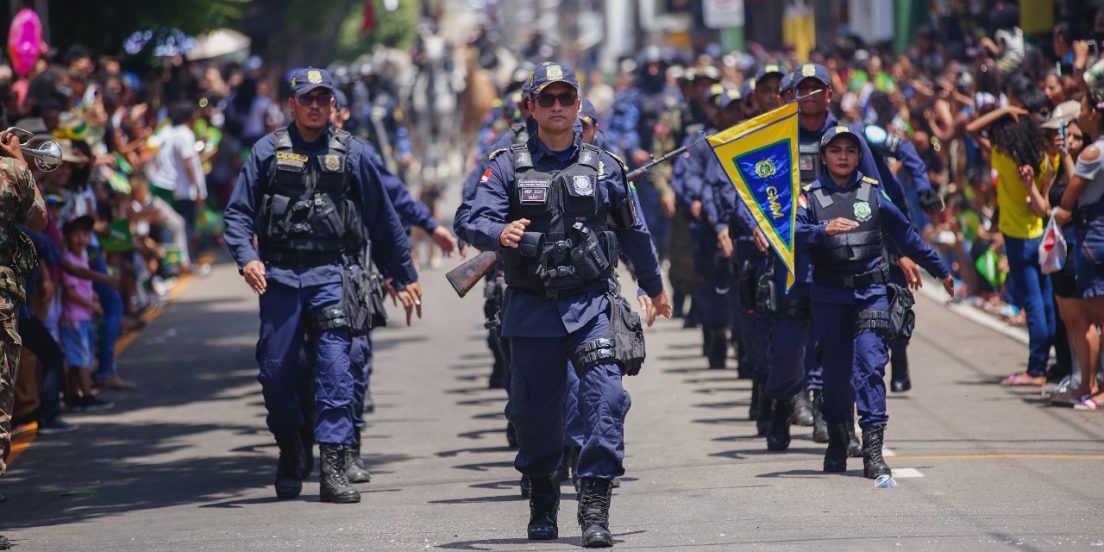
[337,266,371,336]
[569,222,610,280]
[517,231,544,258]
[608,292,646,376]
[886,283,916,340]
[756,268,778,314]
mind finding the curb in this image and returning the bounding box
[6,258,209,468]
[916,276,1029,345]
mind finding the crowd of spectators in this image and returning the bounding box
[1,45,288,434]
[571,3,1104,404]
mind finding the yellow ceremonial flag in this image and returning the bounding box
[707,102,800,289]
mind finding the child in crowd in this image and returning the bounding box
[61,216,113,412]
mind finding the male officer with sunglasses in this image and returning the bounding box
[224,67,420,505]
[465,62,672,547]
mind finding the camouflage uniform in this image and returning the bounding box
[654,103,694,308]
[0,157,44,476]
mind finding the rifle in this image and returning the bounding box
[445,250,499,297]
[444,134,707,298]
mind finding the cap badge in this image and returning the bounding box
[802,64,816,77]
[307,70,323,84]
[546,65,563,80]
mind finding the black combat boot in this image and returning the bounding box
[319,444,360,503]
[810,390,828,443]
[520,475,531,498]
[890,347,911,392]
[707,329,728,369]
[274,433,305,499]
[766,395,794,451]
[847,415,863,457]
[345,432,372,483]
[823,422,850,473]
[527,474,560,540]
[748,382,761,421]
[577,477,614,548]
[862,426,892,479]
[299,421,315,479]
[756,385,773,437]
[790,391,814,426]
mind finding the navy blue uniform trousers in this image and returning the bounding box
[257,281,355,445]
[811,291,891,428]
[508,311,630,479]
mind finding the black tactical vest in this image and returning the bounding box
[808,178,884,265]
[798,141,822,186]
[501,142,617,297]
[258,127,365,265]
[509,122,529,145]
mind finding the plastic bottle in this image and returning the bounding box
[874,474,897,489]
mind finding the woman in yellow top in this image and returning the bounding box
[967,74,1057,387]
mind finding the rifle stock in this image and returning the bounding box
[445,250,500,297]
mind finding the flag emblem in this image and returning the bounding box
[708,102,800,289]
[754,159,776,179]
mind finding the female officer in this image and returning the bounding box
[796,126,953,479]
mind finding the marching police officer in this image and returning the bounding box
[224,67,421,504]
[796,126,952,479]
[332,88,448,482]
[465,62,671,547]
[792,62,883,451]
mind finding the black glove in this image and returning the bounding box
[918,188,944,214]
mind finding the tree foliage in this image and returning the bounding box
[26,0,248,55]
[335,0,421,61]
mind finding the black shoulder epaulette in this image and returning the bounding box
[605,151,629,172]
[274,127,292,151]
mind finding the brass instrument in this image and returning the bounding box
[1,127,63,172]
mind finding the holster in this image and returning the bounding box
[337,266,373,336]
[885,283,916,340]
[569,292,646,376]
[366,269,388,329]
[608,292,646,375]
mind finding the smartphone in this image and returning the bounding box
[1059,119,1067,153]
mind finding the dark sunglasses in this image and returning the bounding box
[534,91,578,108]
[296,93,333,107]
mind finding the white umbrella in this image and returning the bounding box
[186,28,250,61]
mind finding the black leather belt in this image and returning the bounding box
[261,250,343,267]
[814,266,889,289]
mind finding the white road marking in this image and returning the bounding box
[892,467,925,478]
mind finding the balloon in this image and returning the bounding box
[7,9,44,78]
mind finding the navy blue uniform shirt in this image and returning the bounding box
[796,170,949,303]
[465,133,663,337]
[223,123,417,289]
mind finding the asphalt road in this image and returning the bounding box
[2,255,1103,551]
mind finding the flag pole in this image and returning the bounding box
[624,88,826,182]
